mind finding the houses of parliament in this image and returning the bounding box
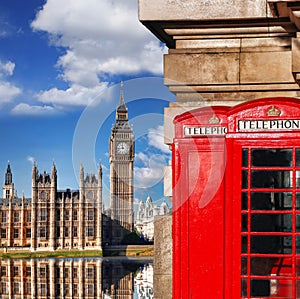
[0,87,135,251]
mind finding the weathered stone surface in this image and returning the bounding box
[292,37,300,75]
[165,53,240,85]
[154,215,172,299]
[139,0,268,21]
[240,51,294,84]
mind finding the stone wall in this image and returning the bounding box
[153,215,172,299]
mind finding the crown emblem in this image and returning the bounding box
[267,106,281,117]
[208,115,220,124]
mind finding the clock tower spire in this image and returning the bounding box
[109,82,134,244]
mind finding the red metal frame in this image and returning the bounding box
[173,98,300,299]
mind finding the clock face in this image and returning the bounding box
[117,142,129,154]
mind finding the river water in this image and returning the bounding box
[0,257,153,298]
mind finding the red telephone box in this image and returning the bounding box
[173,98,300,299]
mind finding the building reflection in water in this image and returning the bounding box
[0,257,153,299]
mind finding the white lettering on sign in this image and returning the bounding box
[238,119,300,132]
[184,126,227,136]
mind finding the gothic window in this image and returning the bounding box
[73,210,78,221]
[73,268,78,279]
[64,284,70,296]
[55,227,60,238]
[25,267,31,276]
[65,210,69,221]
[26,228,31,238]
[1,212,6,223]
[14,212,19,222]
[64,268,69,278]
[87,209,94,221]
[39,209,47,221]
[1,282,6,294]
[26,282,31,294]
[5,190,9,199]
[64,227,69,237]
[1,266,6,276]
[39,227,47,239]
[56,210,60,221]
[55,284,60,297]
[55,267,60,279]
[39,283,47,295]
[86,226,94,237]
[39,267,47,278]
[13,266,19,277]
[86,267,94,279]
[1,229,6,239]
[86,284,94,295]
[13,228,19,239]
[13,282,20,294]
[73,284,78,295]
[40,191,47,201]
[26,211,31,222]
[73,227,78,238]
[87,191,94,200]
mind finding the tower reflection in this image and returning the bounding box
[0,258,153,298]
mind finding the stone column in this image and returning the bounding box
[70,195,74,249]
[31,164,38,252]
[31,259,36,299]
[8,197,12,247]
[78,259,84,298]
[59,260,64,297]
[79,165,85,250]
[49,163,56,250]
[49,259,55,299]
[96,259,102,299]
[20,260,25,298]
[21,195,25,246]
[58,195,63,249]
[8,260,12,297]
[96,164,102,249]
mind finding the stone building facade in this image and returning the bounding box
[135,196,170,241]
[0,86,134,250]
[0,162,102,251]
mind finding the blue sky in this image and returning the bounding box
[0,0,175,208]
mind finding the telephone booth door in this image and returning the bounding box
[229,140,300,299]
[226,98,300,299]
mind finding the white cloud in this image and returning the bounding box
[11,103,57,116]
[30,0,166,102]
[134,152,166,189]
[148,125,170,153]
[0,81,21,105]
[36,83,108,107]
[0,61,15,77]
[0,60,21,105]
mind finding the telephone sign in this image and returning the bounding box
[172,97,300,299]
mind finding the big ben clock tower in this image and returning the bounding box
[109,83,134,244]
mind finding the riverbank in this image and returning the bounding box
[0,245,154,259]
